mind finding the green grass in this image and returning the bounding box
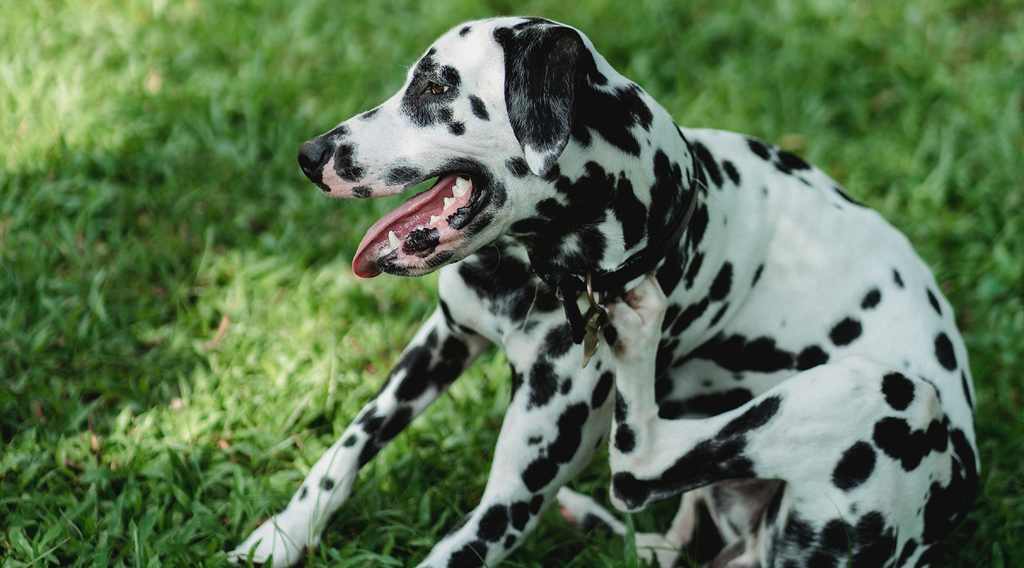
[1,0,1021,566]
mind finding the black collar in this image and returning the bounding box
[534,163,703,344]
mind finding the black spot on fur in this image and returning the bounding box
[478,505,509,542]
[751,264,764,286]
[851,512,897,566]
[709,262,733,301]
[592,371,613,409]
[613,175,647,250]
[378,406,413,443]
[342,435,357,447]
[819,518,851,552]
[776,150,810,172]
[683,251,704,290]
[693,142,723,187]
[529,495,544,514]
[527,359,560,409]
[719,396,782,438]
[333,143,366,182]
[927,289,942,315]
[882,372,915,411]
[832,441,876,491]
[961,371,974,411]
[320,477,335,491]
[521,460,558,497]
[796,345,829,371]
[459,25,472,36]
[469,95,490,121]
[648,151,685,237]
[723,160,741,185]
[671,297,709,335]
[541,325,575,360]
[506,157,530,177]
[922,428,977,544]
[873,417,949,471]
[510,501,530,530]
[385,165,424,186]
[656,245,686,296]
[833,185,865,206]
[861,288,881,309]
[359,407,384,436]
[299,486,308,500]
[747,138,771,160]
[829,317,862,346]
[686,333,796,374]
[352,185,372,198]
[575,82,653,157]
[657,388,753,419]
[449,121,466,136]
[687,204,710,255]
[393,331,470,402]
[448,540,487,568]
[510,365,524,400]
[934,332,957,370]
[893,269,904,288]
[614,389,628,422]
[521,403,589,491]
[614,424,636,453]
[709,302,729,326]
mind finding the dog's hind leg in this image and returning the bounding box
[228,307,490,567]
[604,275,977,567]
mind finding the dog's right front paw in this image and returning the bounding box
[227,516,313,568]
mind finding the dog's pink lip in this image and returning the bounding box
[353,173,472,278]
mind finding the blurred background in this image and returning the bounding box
[1,0,1021,566]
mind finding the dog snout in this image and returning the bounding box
[298,137,331,179]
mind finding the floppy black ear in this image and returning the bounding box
[496,22,593,176]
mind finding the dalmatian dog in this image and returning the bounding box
[228,16,977,568]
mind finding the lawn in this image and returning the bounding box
[1,0,1021,566]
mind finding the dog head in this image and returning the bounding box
[298,17,692,279]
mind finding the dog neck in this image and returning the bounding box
[524,134,704,344]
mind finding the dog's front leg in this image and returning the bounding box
[229,307,490,567]
[414,332,615,568]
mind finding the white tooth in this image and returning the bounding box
[443,197,455,210]
[388,231,400,250]
[430,215,441,225]
[452,177,470,197]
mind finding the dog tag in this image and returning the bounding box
[581,306,609,368]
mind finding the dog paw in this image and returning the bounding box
[606,273,667,360]
[227,516,312,568]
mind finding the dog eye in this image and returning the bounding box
[426,81,449,95]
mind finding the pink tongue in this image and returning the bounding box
[352,174,462,278]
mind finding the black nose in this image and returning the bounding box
[297,137,330,179]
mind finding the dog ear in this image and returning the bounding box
[497,22,593,177]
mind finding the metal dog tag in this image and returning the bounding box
[581,305,609,368]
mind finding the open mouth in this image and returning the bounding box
[353,173,478,277]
